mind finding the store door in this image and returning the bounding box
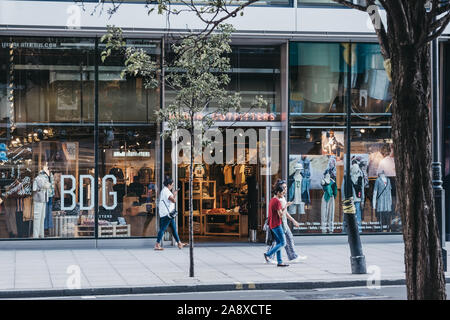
[169,126,280,243]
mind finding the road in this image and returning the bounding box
[14,284,450,300]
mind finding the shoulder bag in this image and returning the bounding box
[162,198,178,219]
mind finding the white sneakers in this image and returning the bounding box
[289,255,308,263]
[265,255,307,264]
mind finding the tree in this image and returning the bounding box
[78,0,261,38]
[101,24,265,277]
[332,0,449,300]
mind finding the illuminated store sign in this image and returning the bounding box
[169,112,277,121]
[113,151,150,157]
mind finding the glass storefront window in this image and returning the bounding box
[0,37,96,239]
[98,39,161,123]
[165,45,281,123]
[97,39,161,238]
[289,41,398,234]
[98,125,160,238]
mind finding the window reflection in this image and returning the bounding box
[289,42,399,234]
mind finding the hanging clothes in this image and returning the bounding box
[223,165,233,185]
[235,165,246,186]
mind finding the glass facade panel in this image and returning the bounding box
[165,45,281,122]
[289,42,398,234]
[0,37,96,239]
[98,39,161,123]
[98,125,159,238]
[97,39,161,238]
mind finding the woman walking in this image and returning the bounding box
[267,179,307,263]
[154,177,187,250]
[264,184,289,267]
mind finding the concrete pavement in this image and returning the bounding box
[0,236,427,298]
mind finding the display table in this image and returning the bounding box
[75,224,131,237]
[204,212,240,236]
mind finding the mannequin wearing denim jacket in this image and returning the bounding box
[300,157,311,205]
[33,169,52,238]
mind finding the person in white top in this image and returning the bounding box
[155,177,187,250]
[267,179,307,264]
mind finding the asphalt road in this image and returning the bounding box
[14,284,448,300]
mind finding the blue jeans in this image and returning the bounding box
[266,225,286,264]
[355,202,362,233]
[44,197,53,230]
[156,216,180,244]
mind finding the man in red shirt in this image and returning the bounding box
[264,185,289,267]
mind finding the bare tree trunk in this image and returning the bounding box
[189,130,194,278]
[390,43,446,300]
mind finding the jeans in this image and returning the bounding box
[266,225,286,264]
[33,201,46,238]
[355,202,362,233]
[268,226,297,261]
[44,197,53,230]
[156,216,180,244]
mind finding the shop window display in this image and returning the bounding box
[289,42,400,234]
[98,126,159,238]
[173,128,275,240]
[0,37,96,239]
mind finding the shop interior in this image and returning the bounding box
[176,129,269,242]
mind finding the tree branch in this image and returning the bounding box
[424,11,450,44]
[366,0,390,60]
[331,0,368,11]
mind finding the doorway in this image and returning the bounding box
[169,125,281,243]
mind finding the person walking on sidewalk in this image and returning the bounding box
[264,185,289,267]
[267,180,307,264]
[154,177,187,251]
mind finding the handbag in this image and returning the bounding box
[162,198,178,219]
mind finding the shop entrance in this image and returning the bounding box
[170,126,281,243]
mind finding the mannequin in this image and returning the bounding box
[341,160,365,233]
[372,170,392,231]
[288,162,305,215]
[323,156,337,181]
[43,163,55,234]
[300,156,311,206]
[32,162,52,238]
[321,173,337,233]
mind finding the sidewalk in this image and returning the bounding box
[0,239,446,298]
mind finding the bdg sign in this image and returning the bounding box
[60,174,117,211]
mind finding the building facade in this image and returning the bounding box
[0,0,447,244]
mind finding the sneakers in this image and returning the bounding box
[264,253,277,264]
[277,263,289,267]
[289,255,308,263]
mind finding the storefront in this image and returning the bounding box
[0,35,401,243]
